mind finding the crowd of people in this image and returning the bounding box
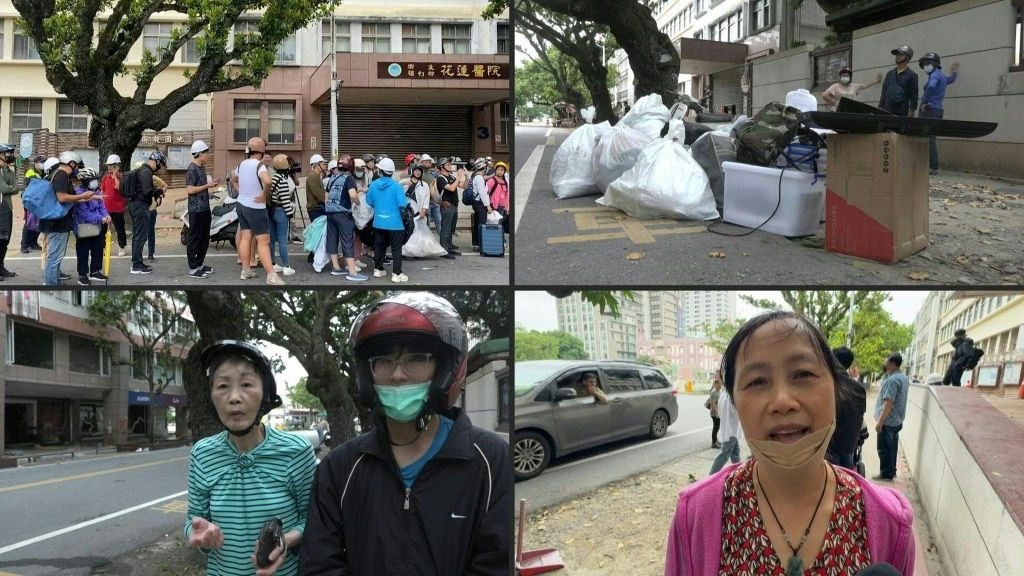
[8,140,510,285]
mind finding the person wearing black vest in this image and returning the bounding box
[825,346,867,472]
[879,45,919,117]
[129,152,166,274]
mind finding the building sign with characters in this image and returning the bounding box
[379,62,509,80]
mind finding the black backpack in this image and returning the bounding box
[119,167,143,200]
[964,346,985,370]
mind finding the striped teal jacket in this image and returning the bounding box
[185,425,317,576]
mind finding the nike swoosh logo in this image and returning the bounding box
[451,513,467,519]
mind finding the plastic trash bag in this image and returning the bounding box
[403,216,448,258]
[303,215,327,252]
[598,136,719,221]
[352,192,373,229]
[594,124,654,193]
[580,106,597,123]
[313,230,330,273]
[550,116,612,199]
[690,131,737,214]
[621,94,671,140]
[486,211,502,224]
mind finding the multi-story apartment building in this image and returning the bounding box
[0,0,509,186]
[1,291,196,454]
[637,291,682,340]
[680,291,737,338]
[636,335,722,384]
[556,292,641,361]
[908,291,1024,393]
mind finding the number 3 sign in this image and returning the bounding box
[477,127,490,139]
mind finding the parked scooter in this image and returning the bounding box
[180,192,238,248]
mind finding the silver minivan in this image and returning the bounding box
[514,360,680,481]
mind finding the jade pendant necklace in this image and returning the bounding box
[755,465,829,576]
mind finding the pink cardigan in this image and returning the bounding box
[665,462,916,576]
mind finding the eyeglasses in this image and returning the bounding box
[368,352,434,379]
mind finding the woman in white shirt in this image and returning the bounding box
[822,67,883,112]
[468,159,492,251]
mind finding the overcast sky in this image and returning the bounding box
[514,291,931,332]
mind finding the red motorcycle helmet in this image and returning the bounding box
[349,292,468,419]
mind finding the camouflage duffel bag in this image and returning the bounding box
[735,102,802,166]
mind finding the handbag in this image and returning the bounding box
[77,222,101,238]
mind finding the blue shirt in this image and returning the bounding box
[875,371,909,427]
[399,415,455,488]
[366,176,408,231]
[921,69,957,111]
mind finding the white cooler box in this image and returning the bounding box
[722,161,825,237]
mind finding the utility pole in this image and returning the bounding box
[330,12,339,160]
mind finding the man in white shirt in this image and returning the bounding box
[709,385,743,474]
[233,137,285,285]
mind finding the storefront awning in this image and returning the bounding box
[129,390,189,406]
[678,38,749,75]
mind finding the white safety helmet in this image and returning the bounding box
[309,153,326,166]
[190,140,210,156]
[58,151,84,167]
[354,158,366,169]
[105,154,121,165]
[420,153,434,162]
[377,157,396,174]
[43,157,60,173]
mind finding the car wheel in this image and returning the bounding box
[513,431,551,482]
[648,409,670,439]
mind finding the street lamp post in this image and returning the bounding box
[330,14,339,160]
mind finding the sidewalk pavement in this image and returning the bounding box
[2,442,129,466]
[979,391,1024,431]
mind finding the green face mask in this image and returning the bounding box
[374,383,430,423]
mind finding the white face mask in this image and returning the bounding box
[840,76,851,84]
[88,180,99,190]
[354,170,364,178]
[923,65,935,74]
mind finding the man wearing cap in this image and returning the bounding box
[20,156,46,253]
[879,45,919,117]
[99,155,128,257]
[436,158,466,259]
[419,154,442,234]
[185,140,219,279]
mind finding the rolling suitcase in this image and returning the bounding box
[479,224,505,257]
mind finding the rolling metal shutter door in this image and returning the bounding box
[320,105,473,160]
[711,65,743,115]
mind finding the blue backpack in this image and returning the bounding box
[461,177,477,205]
[23,174,73,220]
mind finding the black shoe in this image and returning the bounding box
[307,253,315,263]
[131,265,154,275]
[451,244,460,250]
[441,254,457,260]
[20,247,29,254]
[89,271,108,281]
[448,250,462,256]
[383,256,393,264]
[202,265,215,274]
[870,474,894,481]
[0,269,16,278]
[148,255,156,262]
[31,244,43,250]
[712,442,722,449]
[188,269,209,279]
[59,272,71,281]
[77,276,91,286]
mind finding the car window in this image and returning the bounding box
[602,368,644,393]
[641,369,673,390]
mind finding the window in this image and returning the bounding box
[268,102,296,144]
[497,22,509,54]
[1015,0,1023,69]
[10,99,43,149]
[275,33,296,64]
[499,101,510,148]
[7,321,55,369]
[603,368,645,393]
[183,33,203,64]
[402,24,431,54]
[131,348,152,380]
[751,0,772,33]
[143,22,174,56]
[58,101,89,133]
[695,0,707,15]
[80,405,104,437]
[322,19,352,57]
[0,22,4,58]
[362,23,391,53]
[14,24,39,60]
[711,10,744,42]
[642,369,673,390]
[69,335,103,375]
[442,24,471,55]
[233,101,261,143]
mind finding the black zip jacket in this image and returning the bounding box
[951,337,974,369]
[298,409,510,575]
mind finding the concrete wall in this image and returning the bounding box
[901,384,1024,575]
[850,0,1024,177]
[462,359,505,432]
[751,45,815,111]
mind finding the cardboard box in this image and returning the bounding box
[825,132,929,263]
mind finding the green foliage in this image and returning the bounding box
[286,377,324,412]
[699,318,748,356]
[552,330,589,360]
[515,330,560,361]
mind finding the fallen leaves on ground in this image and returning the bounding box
[626,252,645,260]
[709,251,726,258]
[908,272,930,281]
[955,256,972,268]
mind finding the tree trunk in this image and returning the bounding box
[91,118,145,172]
[184,291,247,441]
[305,354,362,445]
[579,61,616,123]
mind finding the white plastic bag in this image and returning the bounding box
[486,211,502,224]
[403,216,448,258]
[313,225,330,273]
[594,124,653,193]
[580,106,597,123]
[550,120,612,198]
[620,94,671,140]
[598,137,719,221]
[352,192,373,229]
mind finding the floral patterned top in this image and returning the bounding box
[720,459,871,576]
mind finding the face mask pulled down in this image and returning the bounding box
[374,383,430,423]
[747,420,836,472]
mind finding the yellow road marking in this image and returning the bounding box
[621,218,657,244]
[549,206,708,245]
[152,500,190,514]
[0,457,188,493]
[547,225,705,244]
[0,571,25,575]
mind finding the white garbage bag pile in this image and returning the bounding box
[404,216,448,258]
[619,94,671,140]
[598,120,719,221]
[593,123,653,194]
[550,106,612,198]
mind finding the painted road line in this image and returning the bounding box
[544,128,553,138]
[0,491,188,556]
[547,225,706,245]
[0,457,189,493]
[546,426,713,474]
[515,145,546,233]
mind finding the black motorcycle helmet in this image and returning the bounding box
[891,45,914,60]
[918,52,941,69]
[201,340,283,437]
[349,293,468,430]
